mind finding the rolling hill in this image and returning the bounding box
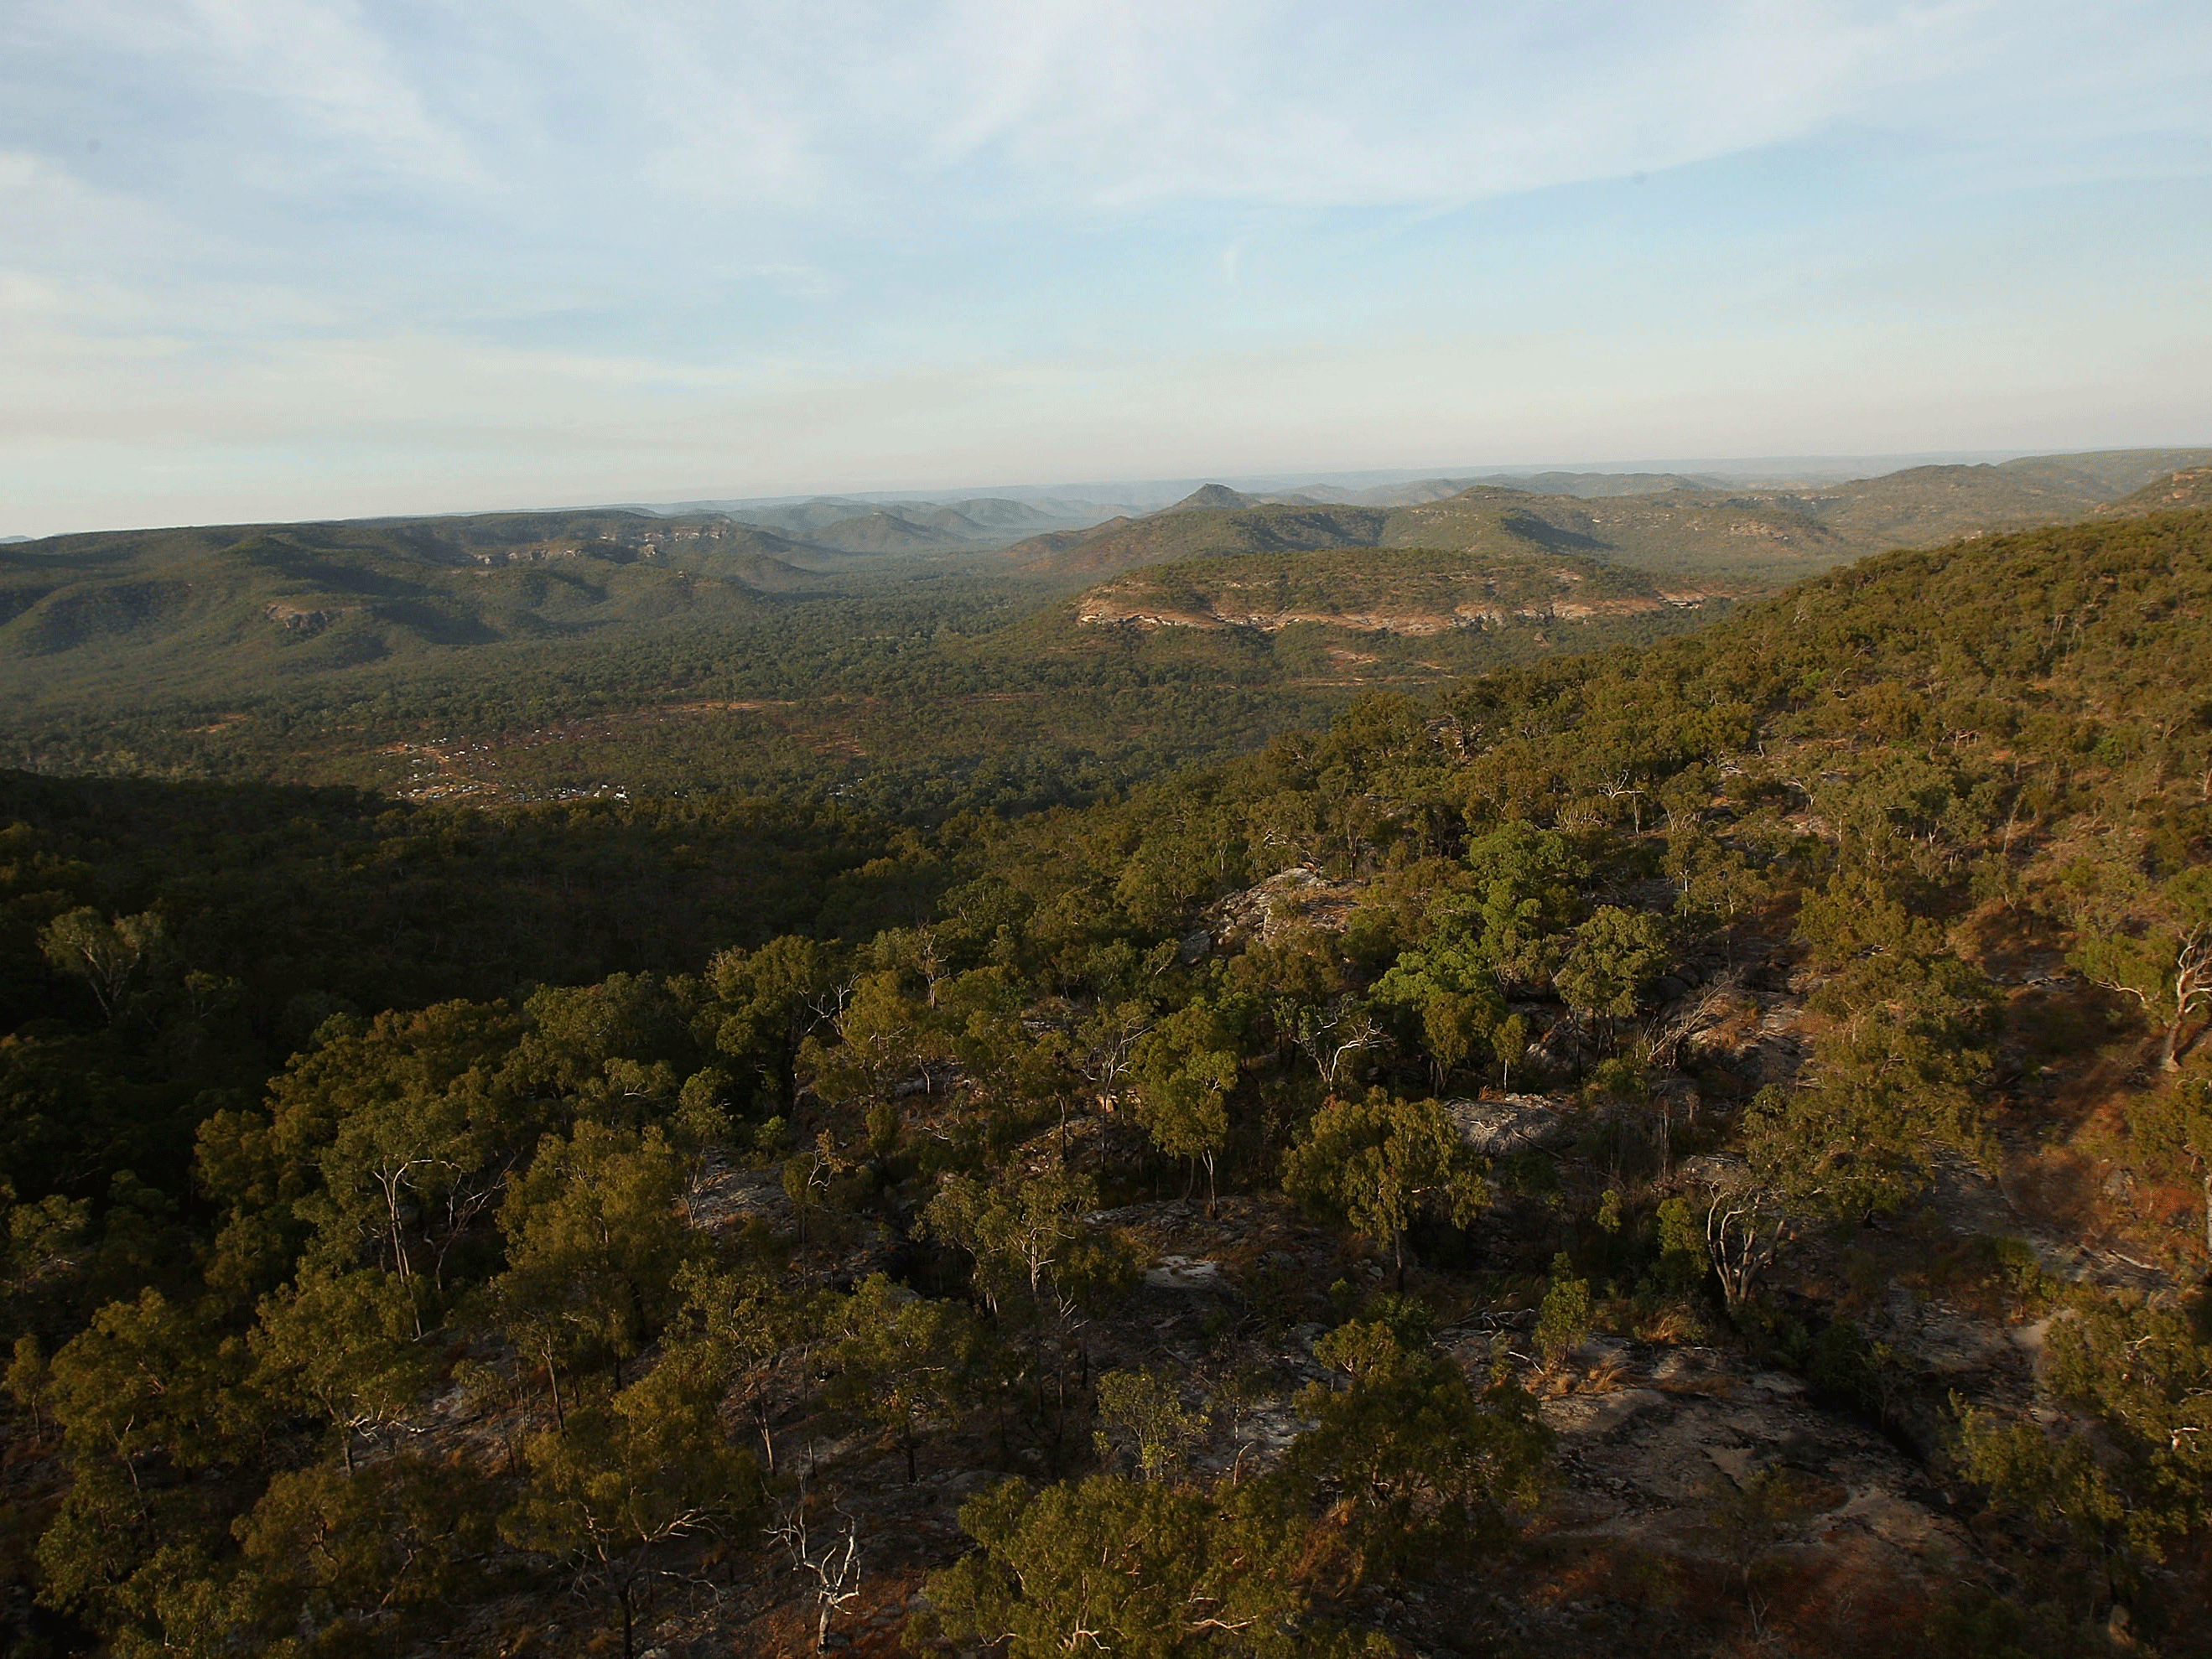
[1007,486,1846,586]
[802,511,975,553]
[1699,447,2212,548]
[0,511,832,707]
[1014,504,1395,575]
[2097,463,2212,516]
[693,493,1128,547]
[1000,448,2212,588]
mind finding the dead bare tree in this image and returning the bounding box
[1292,998,1381,1091]
[1597,768,1647,832]
[1704,1178,1789,1314]
[767,1488,863,1652]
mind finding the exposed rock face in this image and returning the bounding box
[1073,581,1716,635]
[1207,865,1362,944]
[1141,1254,1225,1291]
[1522,1339,1975,1588]
[263,602,356,631]
[1447,1095,1575,1157]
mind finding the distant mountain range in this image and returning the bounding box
[1003,487,1845,588]
[4,448,2207,722]
[3,445,2210,811]
[988,448,2212,587]
[618,446,2212,571]
[649,494,1134,551]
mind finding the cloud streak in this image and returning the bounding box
[25,1,2209,221]
[2,2,2209,531]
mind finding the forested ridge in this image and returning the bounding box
[9,448,2204,821]
[0,524,1719,818]
[5,506,2212,1656]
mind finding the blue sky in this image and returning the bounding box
[3,1,2210,535]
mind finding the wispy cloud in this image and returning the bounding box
[26,1,2209,221]
[2,2,2209,531]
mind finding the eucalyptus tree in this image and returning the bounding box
[1281,1091,1488,1288]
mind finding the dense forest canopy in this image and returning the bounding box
[3,498,2212,1655]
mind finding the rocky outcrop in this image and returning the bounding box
[1205,865,1363,945]
[1448,1094,1575,1157]
[1073,586,1716,635]
[263,602,356,631]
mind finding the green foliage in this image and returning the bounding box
[2065,857,2212,1071]
[1461,822,1586,990]
[1652,1195,1706,1292]
[824,1273,984,1483]
[921,1165,1109,1319]
[1534,1252,1594,1366]
[1955,1290,2212,1589]
[501,1339,757,1659]
[5,1179,90,1299]
[45,1287,233,1479]
[928,1317,1549,1651]
[8,493,2212,1649]
[922,1474,1354,1659]
[7,1330,50,1441]
[670,1253,807,1467]
[1281,1091,1487,1284]
[39,907,167,1024]
[1805,1317,1901,1420]
[1281,1320,1552,1583]
[2129,1071,2212,1258]
[276,999,535,1289]
[1094,1366,1209,1483]
[247,1267,434,1470]
[1747,946,1998,1221]
[492,1122,698,1402]
[1664,820,1774,925]
[231,1455,493,1656]
[1556,905,1668,1034]
[1130,1002,1242,1205]
[1370,900,1508,1086]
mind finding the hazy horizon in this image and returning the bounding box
[19,443,2212,539]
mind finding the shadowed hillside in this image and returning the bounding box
[0,512,822,702]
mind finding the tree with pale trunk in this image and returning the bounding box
[2067,860,2212,1072]
[1131,1002,1240,1211]
[248,1267,434,1473]
[823,1272,983,1484]
[38,908,164,1022]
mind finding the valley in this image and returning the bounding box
[4,448,2204,817]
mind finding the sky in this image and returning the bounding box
[3,1,2211,537]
